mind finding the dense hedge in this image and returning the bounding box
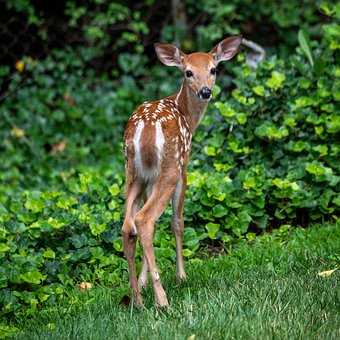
[190,41,339,236]
[0,1,339,320]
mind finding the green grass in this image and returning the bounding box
[11,223,340,339]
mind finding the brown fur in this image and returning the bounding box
[140,122,156,169]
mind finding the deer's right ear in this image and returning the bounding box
[154,43,185,68]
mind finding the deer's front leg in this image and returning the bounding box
[171,170,187,282]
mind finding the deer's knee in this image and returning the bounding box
[122,218,137,236]
[134,212,154,240]
[134,212,145,229]
[135,210,156,228]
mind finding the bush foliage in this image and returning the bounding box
[0,0,339,319]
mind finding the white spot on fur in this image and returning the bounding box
[138,260,148,287]
[154,271,160,281]
[134,120,144,174]
[155,121,165,164]
[175,84,183,106]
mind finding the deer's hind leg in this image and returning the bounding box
[138,186,153,289]
[122,173,143,306]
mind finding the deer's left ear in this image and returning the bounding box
[210,35,242,64]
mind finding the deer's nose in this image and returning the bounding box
[199,86,211,100]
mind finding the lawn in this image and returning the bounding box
[10,223,340,339]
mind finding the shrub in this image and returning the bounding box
[189,26,339,235]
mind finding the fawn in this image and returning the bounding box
[122,35,242,307]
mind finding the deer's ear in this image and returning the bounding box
[210,35,242,64]
[154,43,185,68]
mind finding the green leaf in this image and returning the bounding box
[212,204,228,218]
[89,222,107,236]
[254,215,269,229]
[212,84,221,98]
[266,71,286,90]
[0,243,10,252]
[319,1,336,16]
[221,234,232,243]
[313,145,328,156]
[333,195,340,206]
[204,146,216,156]
[56,196,77,210]
[215,102,236,117]
[295,96,314,108]
[47,217,65,229]
[237,210,252,233]
[113,239,123,252]
[205,222,220,239]
[109,184,120,196]
[305,162,334,182]
[20,271,46,285]
[182,248,193,257]
[43,249,55,259]
[326,114,340,133]
[112,212,120,222]
[252,85,265,96]
[0,65,10,77]
[25,196,44,213]
[255,122,289,140]
[298,29,314,67]
[236,112,247,125]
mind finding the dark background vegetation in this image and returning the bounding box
[0,0,339,321]
[0,1,329,67]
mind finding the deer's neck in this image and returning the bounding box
[175,80,208,133]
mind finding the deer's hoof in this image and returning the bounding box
[176,271,187,283]
[134,300,144,310]
[156,299,169,309]
[155,289,169,309]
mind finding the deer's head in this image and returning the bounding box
[154,36,242,101]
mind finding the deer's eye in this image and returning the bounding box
[185,70,193,78]
[210,67,217,75]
